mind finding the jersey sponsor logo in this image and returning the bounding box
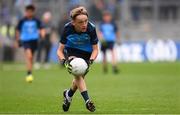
[66,33,92,52]
[67,34,90,45]
[20,20,39,40]
[101,24,116,41]
[22,21,38,34]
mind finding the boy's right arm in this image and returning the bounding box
[57,43,72,73]
[57,43,65,61]
[15,20,22,48]
[15,30,20,48]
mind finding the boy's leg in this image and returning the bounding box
[74,76,95,112]
[69,79,78,95]
[111,48,119,74]
[43,42,51,69]
[102,50,108,73]
[44,42,51,63]
[34,41,43,69]
[63,76,95,112]
[36,41,43,62]
[62,79,77,112]
[111,48,116,66]
[74,76,87,92]
[101,45,108,73]
[66,79,77,101]
[24,48,34,82]
[24,48,33,75]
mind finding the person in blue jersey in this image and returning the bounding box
[15,5,45,82]
[57,6,98,112]
[99,11,120,74]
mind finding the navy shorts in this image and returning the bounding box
[101,41,115,53]
[64,47,91,61]
[22,40,38,53]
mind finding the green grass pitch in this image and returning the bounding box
[0,62,180,114]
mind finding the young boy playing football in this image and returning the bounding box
[15,5,45,82]
[57,6,98,112]
[99,11,120,74]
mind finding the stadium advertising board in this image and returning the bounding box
[50,39,180,62]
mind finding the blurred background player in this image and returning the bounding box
[99,11,120,74]
[35,11,52,69]
[57,6,98,112]
[15,4,45,82]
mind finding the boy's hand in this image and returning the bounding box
[61,59,73,74]
[14,40,22,48]
[84,59,94,76]
[100,39,107,47]
[87,59,94,66]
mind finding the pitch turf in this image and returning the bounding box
[0,62,180,114]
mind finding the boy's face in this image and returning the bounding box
[25,9,34,18]
[72,14,88,32]
[103,14,112,23]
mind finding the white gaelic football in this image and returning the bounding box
[70,58,88,76]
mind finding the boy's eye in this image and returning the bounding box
[79,21,84,24]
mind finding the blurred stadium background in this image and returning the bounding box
[0,0,180,114]
[0,0,180,62]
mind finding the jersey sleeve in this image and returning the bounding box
[90,28,98,45]
[60,26,67,44]
[36,19,44,29]
[16,20,23,31]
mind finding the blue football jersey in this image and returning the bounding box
[16,17,43,41]
[60,22,98,53]
[99,22,118,42]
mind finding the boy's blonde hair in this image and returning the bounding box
[70,6,88,20]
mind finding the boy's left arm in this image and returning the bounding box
[38,19,46,39]
[89,44,98,65]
